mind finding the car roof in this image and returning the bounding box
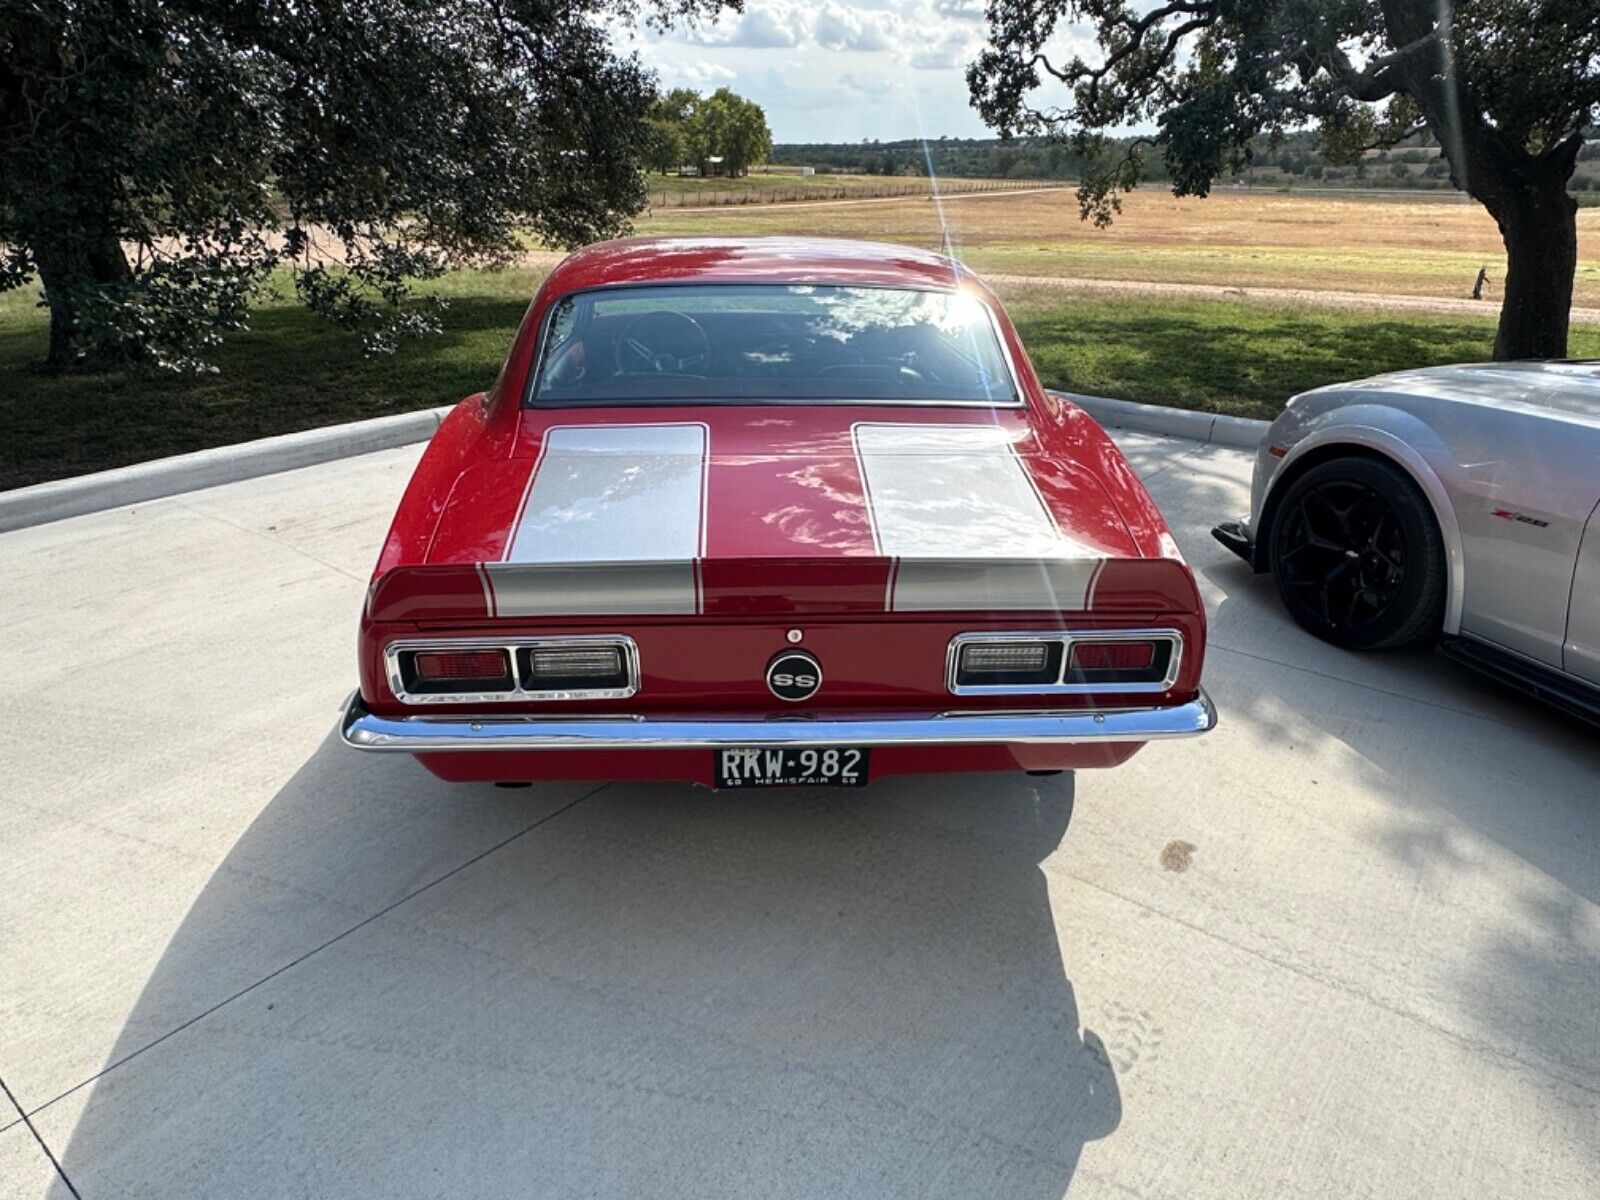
[541,236,981,296]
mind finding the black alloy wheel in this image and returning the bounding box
[1269,456,1446,650]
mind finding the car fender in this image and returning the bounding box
[1262,403,1466,635]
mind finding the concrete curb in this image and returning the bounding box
[2,389,1270,536]
[0,405,454,534]
[1050,391,1269,449]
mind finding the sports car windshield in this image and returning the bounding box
[529,284,1017,406]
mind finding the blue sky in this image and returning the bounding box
[623,1,1092,143]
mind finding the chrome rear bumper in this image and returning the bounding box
[339,689,1217,752]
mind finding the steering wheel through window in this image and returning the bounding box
[614,311,711,377]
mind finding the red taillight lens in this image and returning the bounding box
[1069,641,1157,671]
[413,650,511,682]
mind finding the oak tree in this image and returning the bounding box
[688,87,773,177]
[0,0,737,371]
[969,0,1600,359]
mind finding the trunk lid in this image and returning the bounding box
[376,407,1186,621]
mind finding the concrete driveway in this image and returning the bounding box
[2,431,1595,1199]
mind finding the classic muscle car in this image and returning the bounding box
[341,236,1215,787]
[1213,361,1600,724]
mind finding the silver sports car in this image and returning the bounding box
[1213,361,1600,724]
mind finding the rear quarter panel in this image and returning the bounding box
[375,393,499,575]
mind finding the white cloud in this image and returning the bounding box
[689,4,810,48]
[908,45,964,70]
[677,2,954,59]
[840,70,896,97]
[662,59,737,86]
[637,2,1072,141]
[907,24,977,71]
[814,4,901,53]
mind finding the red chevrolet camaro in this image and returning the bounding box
[341,236,1215,788]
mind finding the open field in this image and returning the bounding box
[5,187,1599,489]
[645,172,1054,208]
[637,186,1600,308]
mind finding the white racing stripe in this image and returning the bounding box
[487,423,708,616]
[852,423,1104,612]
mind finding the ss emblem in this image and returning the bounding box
[766,650,823,702]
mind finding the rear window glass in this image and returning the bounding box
[529,284,1017,406]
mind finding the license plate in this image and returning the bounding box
[714,746,870,789]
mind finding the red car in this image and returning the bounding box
[341,236,1215,788]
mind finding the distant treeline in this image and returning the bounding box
[772,137,1106,180]
[770,133,1600,191]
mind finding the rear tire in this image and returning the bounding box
[1268,456,1446,650]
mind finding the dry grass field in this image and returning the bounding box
[645,172,1054,207]
[636,186,1600,312]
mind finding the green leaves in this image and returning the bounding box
[647,86,773,178]
[969,1,1598,201]
[0,0,740,371]
[968,0,1599,356]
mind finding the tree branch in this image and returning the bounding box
[1294,30,1441,103]
[1357,121,1426,153]
[1030,2,1213,96]
[1543,130,1586,178]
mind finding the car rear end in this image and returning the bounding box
[348,607,1210,787]
[342,246,1213,787]
[344,406,1213,789]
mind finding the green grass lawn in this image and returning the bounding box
[998,287,1600,419]
[0,269,545,490]
[4,269,1595,490]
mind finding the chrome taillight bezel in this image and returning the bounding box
[946,629,1183,696]
[385,635,639,704]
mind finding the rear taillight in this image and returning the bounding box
[414,650,512,683]
[518,643,629,693]
[953,640,1062,687]
[948,631,1181,694]
[962,644,1050,673]
[1063,638,1172,686]
[1069,641,1156,672]
[402,647,514,695]
[387,637,638,703]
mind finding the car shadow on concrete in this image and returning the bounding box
[45,737,1119,1199]
[1204,576,1600,1109]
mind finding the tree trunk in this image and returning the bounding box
[1490,178,1578,361]
[1385,18,1581,362]
[31,231,133,370]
